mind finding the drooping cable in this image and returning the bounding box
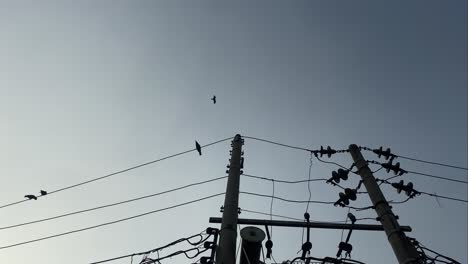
[0,137,232,210]
[0,193,225,250]
[0,176,228,231]
[243,136,312,152]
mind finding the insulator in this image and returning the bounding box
[347,213,356,223]
[200,257,213,264]
[226,170,229,174]
[395,180,405,193]
[206,227,219,235]
[382,160,393,173]
[393,162,401,175]
[204,241,215,249]
[301,242,312,259]
[344,188,357,201]
[338,242,353,253]
[405,182,414,196]
[330,171,341,183]
[240,157,244,169]
[226,165,230,168]
[337,169,349,180]
[339,192,349,205]
[373,147,392,160]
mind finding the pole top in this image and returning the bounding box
[234,134,242,141]
[349,144,359,150]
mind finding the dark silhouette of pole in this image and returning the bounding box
[348,144,420,264]
[216,134,243,264]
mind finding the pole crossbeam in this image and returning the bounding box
[209,218,412,232]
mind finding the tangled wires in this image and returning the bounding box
[408,237,461,264]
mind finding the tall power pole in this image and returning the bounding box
[348,144,420,264]
[216,134,243,264]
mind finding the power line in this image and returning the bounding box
[367,160,468,184]
[398,155,468,171]
[241,173,328,184]
[0,137,232,210]
[315,155,351,170]
[243,136,312,152]
[418,191,468,203]
[406,170,468,184]
[241,208,375,223]
[0,193,225,250]
[361,146,468,171]
[377,179,468,204]
[240,191,335,205]
[0,176,227,231]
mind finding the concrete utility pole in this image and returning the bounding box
[348,144,420,264]
[216,134,243,264]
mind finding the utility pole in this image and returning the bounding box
[348,144,420,264]
[216,134,243,264]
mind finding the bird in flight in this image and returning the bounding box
[40,190,48,196]
[195,141,202,155]
[24,194,37,200]
[211,95,216,104]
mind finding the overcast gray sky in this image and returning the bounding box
[0,1,466,263]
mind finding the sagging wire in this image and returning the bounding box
[360,146,468,171]
[302,153,314,249]
[376,179,468,204]
[367,160,467,184]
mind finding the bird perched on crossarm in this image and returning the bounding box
[195,141,202,155]
[24,194,37,200]
[211,95,216,104]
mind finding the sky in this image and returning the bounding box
[0,1,467,263]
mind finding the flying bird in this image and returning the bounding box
[24,194,37,200]
[195,141,202,155]
[211,95,216,104]
[40,190,47,196]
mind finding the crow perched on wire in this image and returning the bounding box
[195,141,202,155]
[211,95,216,104]
[40,190,47,196]
[24,194,37,200]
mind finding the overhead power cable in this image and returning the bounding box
[240,191,335,205]
[406,170,468,184]
[0,176,227,231]
[362,146,468,171]
[0,193,225,250]
[242,208,375,223]
[0,137,232,210]
[367,160,468,184]
[243,136,312,152]
[242,173,328,184]
[377,179,468,204]
[398,155,468,171]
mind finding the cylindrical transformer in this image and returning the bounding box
[239,226,266,264]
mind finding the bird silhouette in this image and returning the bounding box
[211,95,216,104]
[195,141,202,155]
[40,190,47,196]
[24,194,37,200]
